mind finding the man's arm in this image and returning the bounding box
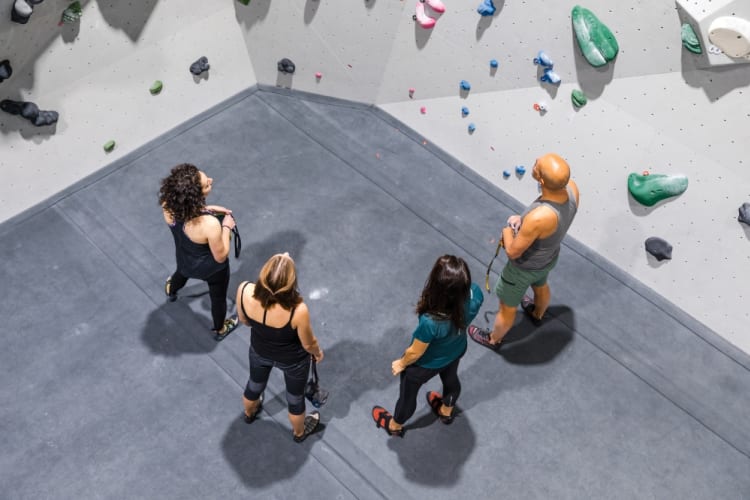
[503,207,554,260]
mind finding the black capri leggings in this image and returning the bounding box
[169,265,230,331]
[243,346,310,415]
[393,354,463,425]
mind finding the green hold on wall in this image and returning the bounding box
[571,89,587,108]
[572,5,619,67]
[150,80,163,95]
[681,24,703,54]
[237,0,251,5]
[628,173,688,207]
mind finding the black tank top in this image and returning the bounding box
[241,283,307,364]
[169,219,228,280]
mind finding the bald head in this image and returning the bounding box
[534,153,570,190]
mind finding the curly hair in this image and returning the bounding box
[416,255,471,330]
[253,254,303,310]
[158,163,205,222]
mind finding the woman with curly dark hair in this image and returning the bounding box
[372,255,483,436]
[159,163,239,340]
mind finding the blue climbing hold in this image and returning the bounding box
[533,50,554,68]
[502,170,511,178]
[461,106,470,116]
[477,0,495,16]
[515,165,526,175]
[490,59,499,68]
[460,80,471,91]
[540,68,561,84]
[468,123,476,133]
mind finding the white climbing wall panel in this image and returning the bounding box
[0,0,255,221]
[1,0,749,353]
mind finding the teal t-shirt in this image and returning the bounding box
[413,283,484,369]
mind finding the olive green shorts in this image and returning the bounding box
[494,256,559,307]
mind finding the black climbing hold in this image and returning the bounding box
[190,56,210,76]
[11,0,43,24]
[645,237,672,261]
[0,60,12,82]
[739,202,750,226]
[277,58,296,74]
[1,99,58,126]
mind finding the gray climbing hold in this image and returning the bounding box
[0,99,58,126]
[0,59,11,82]
[277,58,296,74]
[739,202,750,225]
[645,237,672,261]
[190,56,210,76]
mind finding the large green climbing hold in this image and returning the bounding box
[681,23,702,54]
[571,89,587,108]
[61,1,82,24]
[150,80,163,95]
[572,5,619,67]
[628,173,688,207]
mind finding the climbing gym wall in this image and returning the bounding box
[0,0,255,222]
[2,0,748,353]
[237,0,750,352]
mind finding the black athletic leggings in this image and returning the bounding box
[169,265,230,331]
[393,354,463,425]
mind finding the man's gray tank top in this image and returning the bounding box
[512,186,578,271]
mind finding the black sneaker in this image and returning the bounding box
[214,316,239,341]
[521,295,544,327]
[164,276,177,302]
[293,411,320,443]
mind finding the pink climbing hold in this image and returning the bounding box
[409,87,415,98]
[420,106,427,114]
[423,0,446,13]
[642,170,650,176]
[414,2,436,29]
[315,72,322,79]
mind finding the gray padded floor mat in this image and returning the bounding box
[1,86,748,499]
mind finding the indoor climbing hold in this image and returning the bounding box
[533,51,554,68]
[627,172,688,206]
[277,58,296,74]
[103,140,116,153]
[540,68,561,84]
[490,59,499,68]
[315,72,322,80]
[515,165,526,175]
[477,0,495,16]
[236,0,250,5]
[0,99,58,126]
[533,102,547,112]
[461,106,469,116]
[0,60,12,83]
[420,106,427,114]
[738,202,750,225]
[642,170,650,176]
[60,1,82,24]
[708,16,750,59]
[571,89,587,108]
[423,0,446,14]
[190,56,210,76]
[681,23,702,54]
[414,2,436,29]
[572,5,619,67]
[408,87,415,98]
[502,170,511,178]
[149,80,163,95]
[460,80,471,91]
[11,0,41,24]
[468,123,476,133]
[645,237,672,261]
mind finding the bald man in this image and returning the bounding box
[469,153,579,349]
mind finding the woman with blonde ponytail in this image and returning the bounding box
[236,253,324,442]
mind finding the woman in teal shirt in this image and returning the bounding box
[372,255,484,436]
